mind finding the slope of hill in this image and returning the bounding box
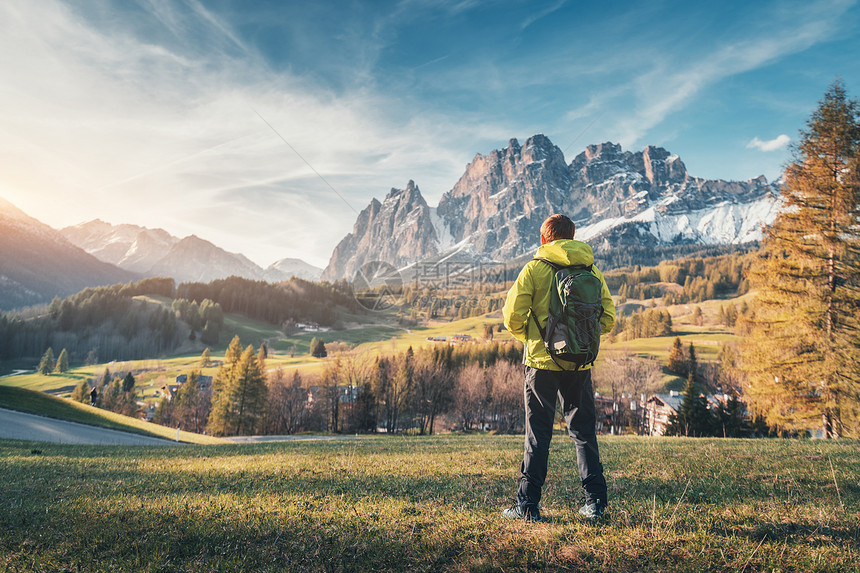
[0,197,135,310]
[0,385,223,444]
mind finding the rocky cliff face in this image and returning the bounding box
[322,136,781,281]
[321,180,439,281]
[436,134,571,260]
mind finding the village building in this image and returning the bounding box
[643,392,682,436]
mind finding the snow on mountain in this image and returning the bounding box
[266,258,323,282]
[429,207,456,252]
[578,191,781,246]
[323,137,785,280]
[62,220,321,285]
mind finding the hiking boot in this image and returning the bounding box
[578,499,605,520]
[501,504,541,522]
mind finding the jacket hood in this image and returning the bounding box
[534,239,595,267]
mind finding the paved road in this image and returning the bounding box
[0,408,180,446]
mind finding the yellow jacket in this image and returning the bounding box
[503,239,615,371]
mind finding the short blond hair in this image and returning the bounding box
[540,214,575,242]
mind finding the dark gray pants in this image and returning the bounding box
[517,366,607,511]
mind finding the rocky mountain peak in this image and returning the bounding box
[322,135,781,281]
[582,141,623,162]
[321,181,439,281]
[641,145,687,186]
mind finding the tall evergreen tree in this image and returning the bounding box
[54,348,69,373]
[688,343,698,380]
[174,370,210,434]
[224,345,268,436]
[310,337,327,358]
[71,379,90,403]
[38,348,55,375]
[207,336,243,436]
[122,372,136,393]
[667,371,713,437]
[743,81,860,438]
[667,337,687,377]
[199,347,212,368]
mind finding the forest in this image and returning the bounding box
[0,275,360,363]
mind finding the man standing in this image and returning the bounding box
[501,214,615,522]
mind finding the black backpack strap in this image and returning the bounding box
[529,311,545,338]
[532,257,560,270]
[534,257,593,273]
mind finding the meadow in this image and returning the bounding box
[1,434,857,572]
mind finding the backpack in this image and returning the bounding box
[529,257,604,370]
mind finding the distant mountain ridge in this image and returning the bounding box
[0,198,135,310]
[61,220,322,284]
[321,136,781,280]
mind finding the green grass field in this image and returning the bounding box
[1,434,857,572]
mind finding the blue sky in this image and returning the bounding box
[1,0,857,268]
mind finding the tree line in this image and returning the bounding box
[0,275,361,365]
[144,337,525,437]
[176,276,357,327]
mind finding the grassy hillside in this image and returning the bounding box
[1,434,856,571]
[2,287,744,419]
[0,385,224,445]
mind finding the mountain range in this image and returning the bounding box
[59,220,322,284]
[0,201,322,310]
[321,136,781,280]
[1,135,782,309]
[0,197,135,310]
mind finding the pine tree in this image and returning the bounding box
[71,379,90,403]
[310,337,327,358]
[257,343,267,372]
[668,371,713,437]
[174,370,210,434]
[54,348,69,373]
[100,367,112,389]
[207,342,268,436]
[693,306,703,326]
[122,372,136,393]
[743,81,860,437]
[207,336,243,435]
[38,348,55,375]
[715,392,745,438]
[199,347,212,368]
[687,343,698,380]
[667,337,687,377]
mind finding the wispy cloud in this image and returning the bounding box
[0,0,493,267]
[601,0,853,148]
[747,134,791,151]
[521,0,567,30]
